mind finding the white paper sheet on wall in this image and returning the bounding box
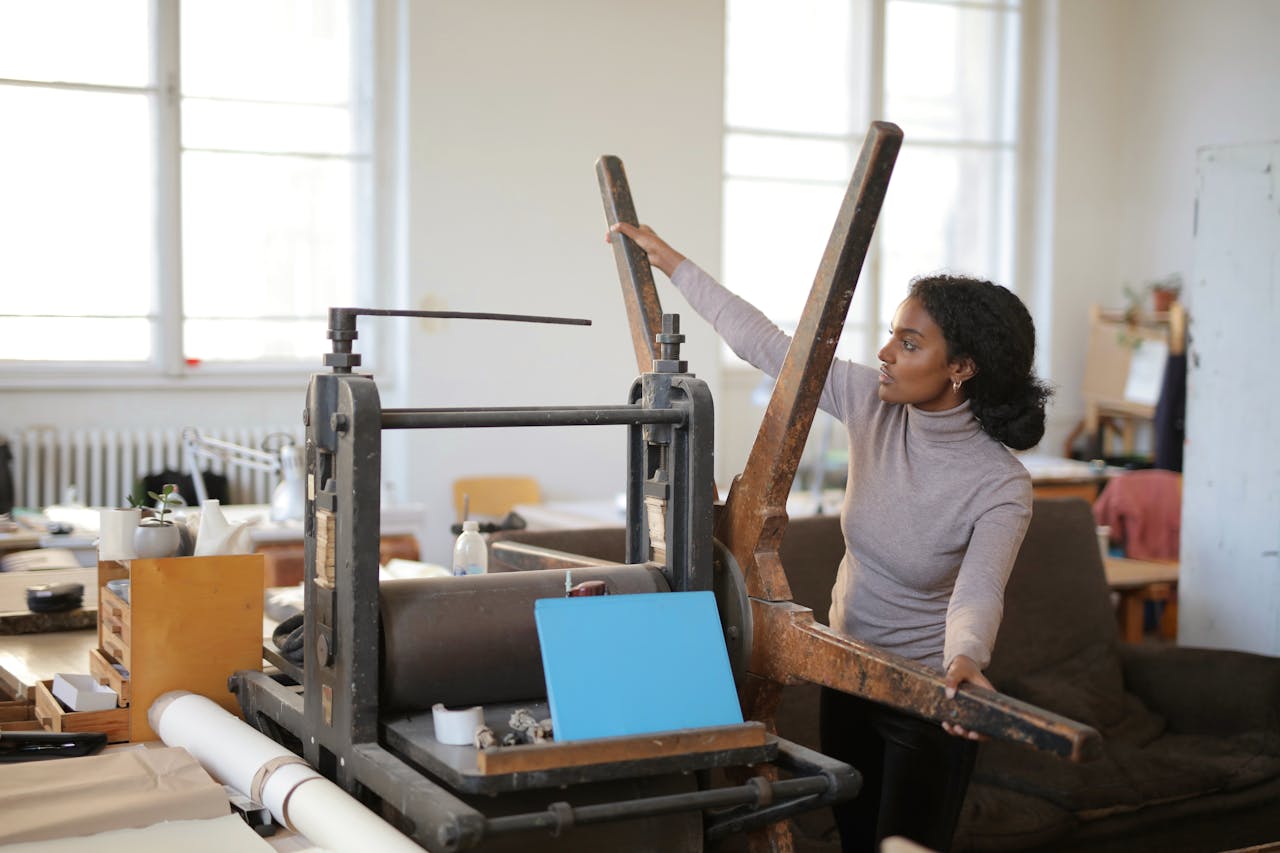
[1123,339,1168,406]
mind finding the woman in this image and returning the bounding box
[607,222,1052,853]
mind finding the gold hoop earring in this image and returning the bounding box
[953,380,962,393]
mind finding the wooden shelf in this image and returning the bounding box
[1081,303,1186,457]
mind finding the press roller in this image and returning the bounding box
[379,566,668,713]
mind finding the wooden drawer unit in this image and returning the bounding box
[94,555,264,742]
[97,585,132,670]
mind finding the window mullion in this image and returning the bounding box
[990,7,1011,284]
[154,0,184,376]
[865,0,888,365]
[371,0,408,389]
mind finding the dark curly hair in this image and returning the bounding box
[908,274,1053,450]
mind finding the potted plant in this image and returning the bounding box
[132,483,182,559]
[1149,273,1182,313]
[1117,274,1184,349]
[1123,274,1183,322]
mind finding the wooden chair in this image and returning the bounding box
[451,476,541,523]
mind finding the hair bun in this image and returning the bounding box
[908,274,1053,449]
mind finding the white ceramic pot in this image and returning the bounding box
[133,522,181,559]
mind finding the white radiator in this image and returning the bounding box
[3,426,302,509]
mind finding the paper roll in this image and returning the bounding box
[98,508,140,561]
[149,691,420,853]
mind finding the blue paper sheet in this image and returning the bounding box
[534,591,743,742]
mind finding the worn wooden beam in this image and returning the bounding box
[749,599,1102,762]
[718,122,903,603]
[597,155,665,375]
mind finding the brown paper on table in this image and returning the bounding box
[0,746,229,844]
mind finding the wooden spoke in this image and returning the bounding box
[597,155,665,374]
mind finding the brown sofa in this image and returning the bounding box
[491,499,1280,852]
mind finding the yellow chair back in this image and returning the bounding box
[452,476,541,523]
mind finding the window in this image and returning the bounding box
[723,0,1022,365]
[0,0,380,377]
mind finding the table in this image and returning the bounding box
[1104,556,1179,642]
[513,488,847,532]
[0,628,97,696]
[512,499,626,531]
[182,504,427,587]
[1018,453,1114,504]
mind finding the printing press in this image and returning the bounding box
[232,121,1100,852]
[231,302,861,852]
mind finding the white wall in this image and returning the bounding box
[1044,0,1280,655]
[0,386,307,455]
[400,1,725,561]
[1040,0,1280,456]
[1034,0,1127,453]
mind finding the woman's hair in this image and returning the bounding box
[908,274,1053,450]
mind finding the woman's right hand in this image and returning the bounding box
[606,223,686,279]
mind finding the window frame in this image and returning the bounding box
[720,0,1025,373]
[0,0,397,391]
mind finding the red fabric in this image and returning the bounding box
[1093,470,1182,561]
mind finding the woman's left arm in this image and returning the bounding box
[942,655,995,740]
[940,477,1033,739]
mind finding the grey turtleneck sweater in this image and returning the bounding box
[672,260,1032,672]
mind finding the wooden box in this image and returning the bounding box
[34,679,130,742]
[0,688,41,733]
[95,555,264,742]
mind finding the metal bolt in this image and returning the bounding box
[330,413,348,433]
[317,632,333,665]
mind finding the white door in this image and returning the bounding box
[1181,141,1280,654]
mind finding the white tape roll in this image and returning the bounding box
[432,702,484,746]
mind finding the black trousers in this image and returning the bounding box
[819,687,979,853]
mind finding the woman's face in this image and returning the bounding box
[876,296,966,411]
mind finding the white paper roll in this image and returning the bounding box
[98,508,140,561]
[149,691,420,853]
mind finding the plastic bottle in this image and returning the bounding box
[451,520,488,576]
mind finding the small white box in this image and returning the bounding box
[51,673,119,712]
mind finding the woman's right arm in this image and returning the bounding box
[608,223,790,373]
[607,223,868,423]
[607,223,685,278]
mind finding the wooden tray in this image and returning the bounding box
[89,647,130,707]
[33,679,130,743]
[0,692,41,732]
[477,722,768,775]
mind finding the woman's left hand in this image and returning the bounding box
[941,655,993,741]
